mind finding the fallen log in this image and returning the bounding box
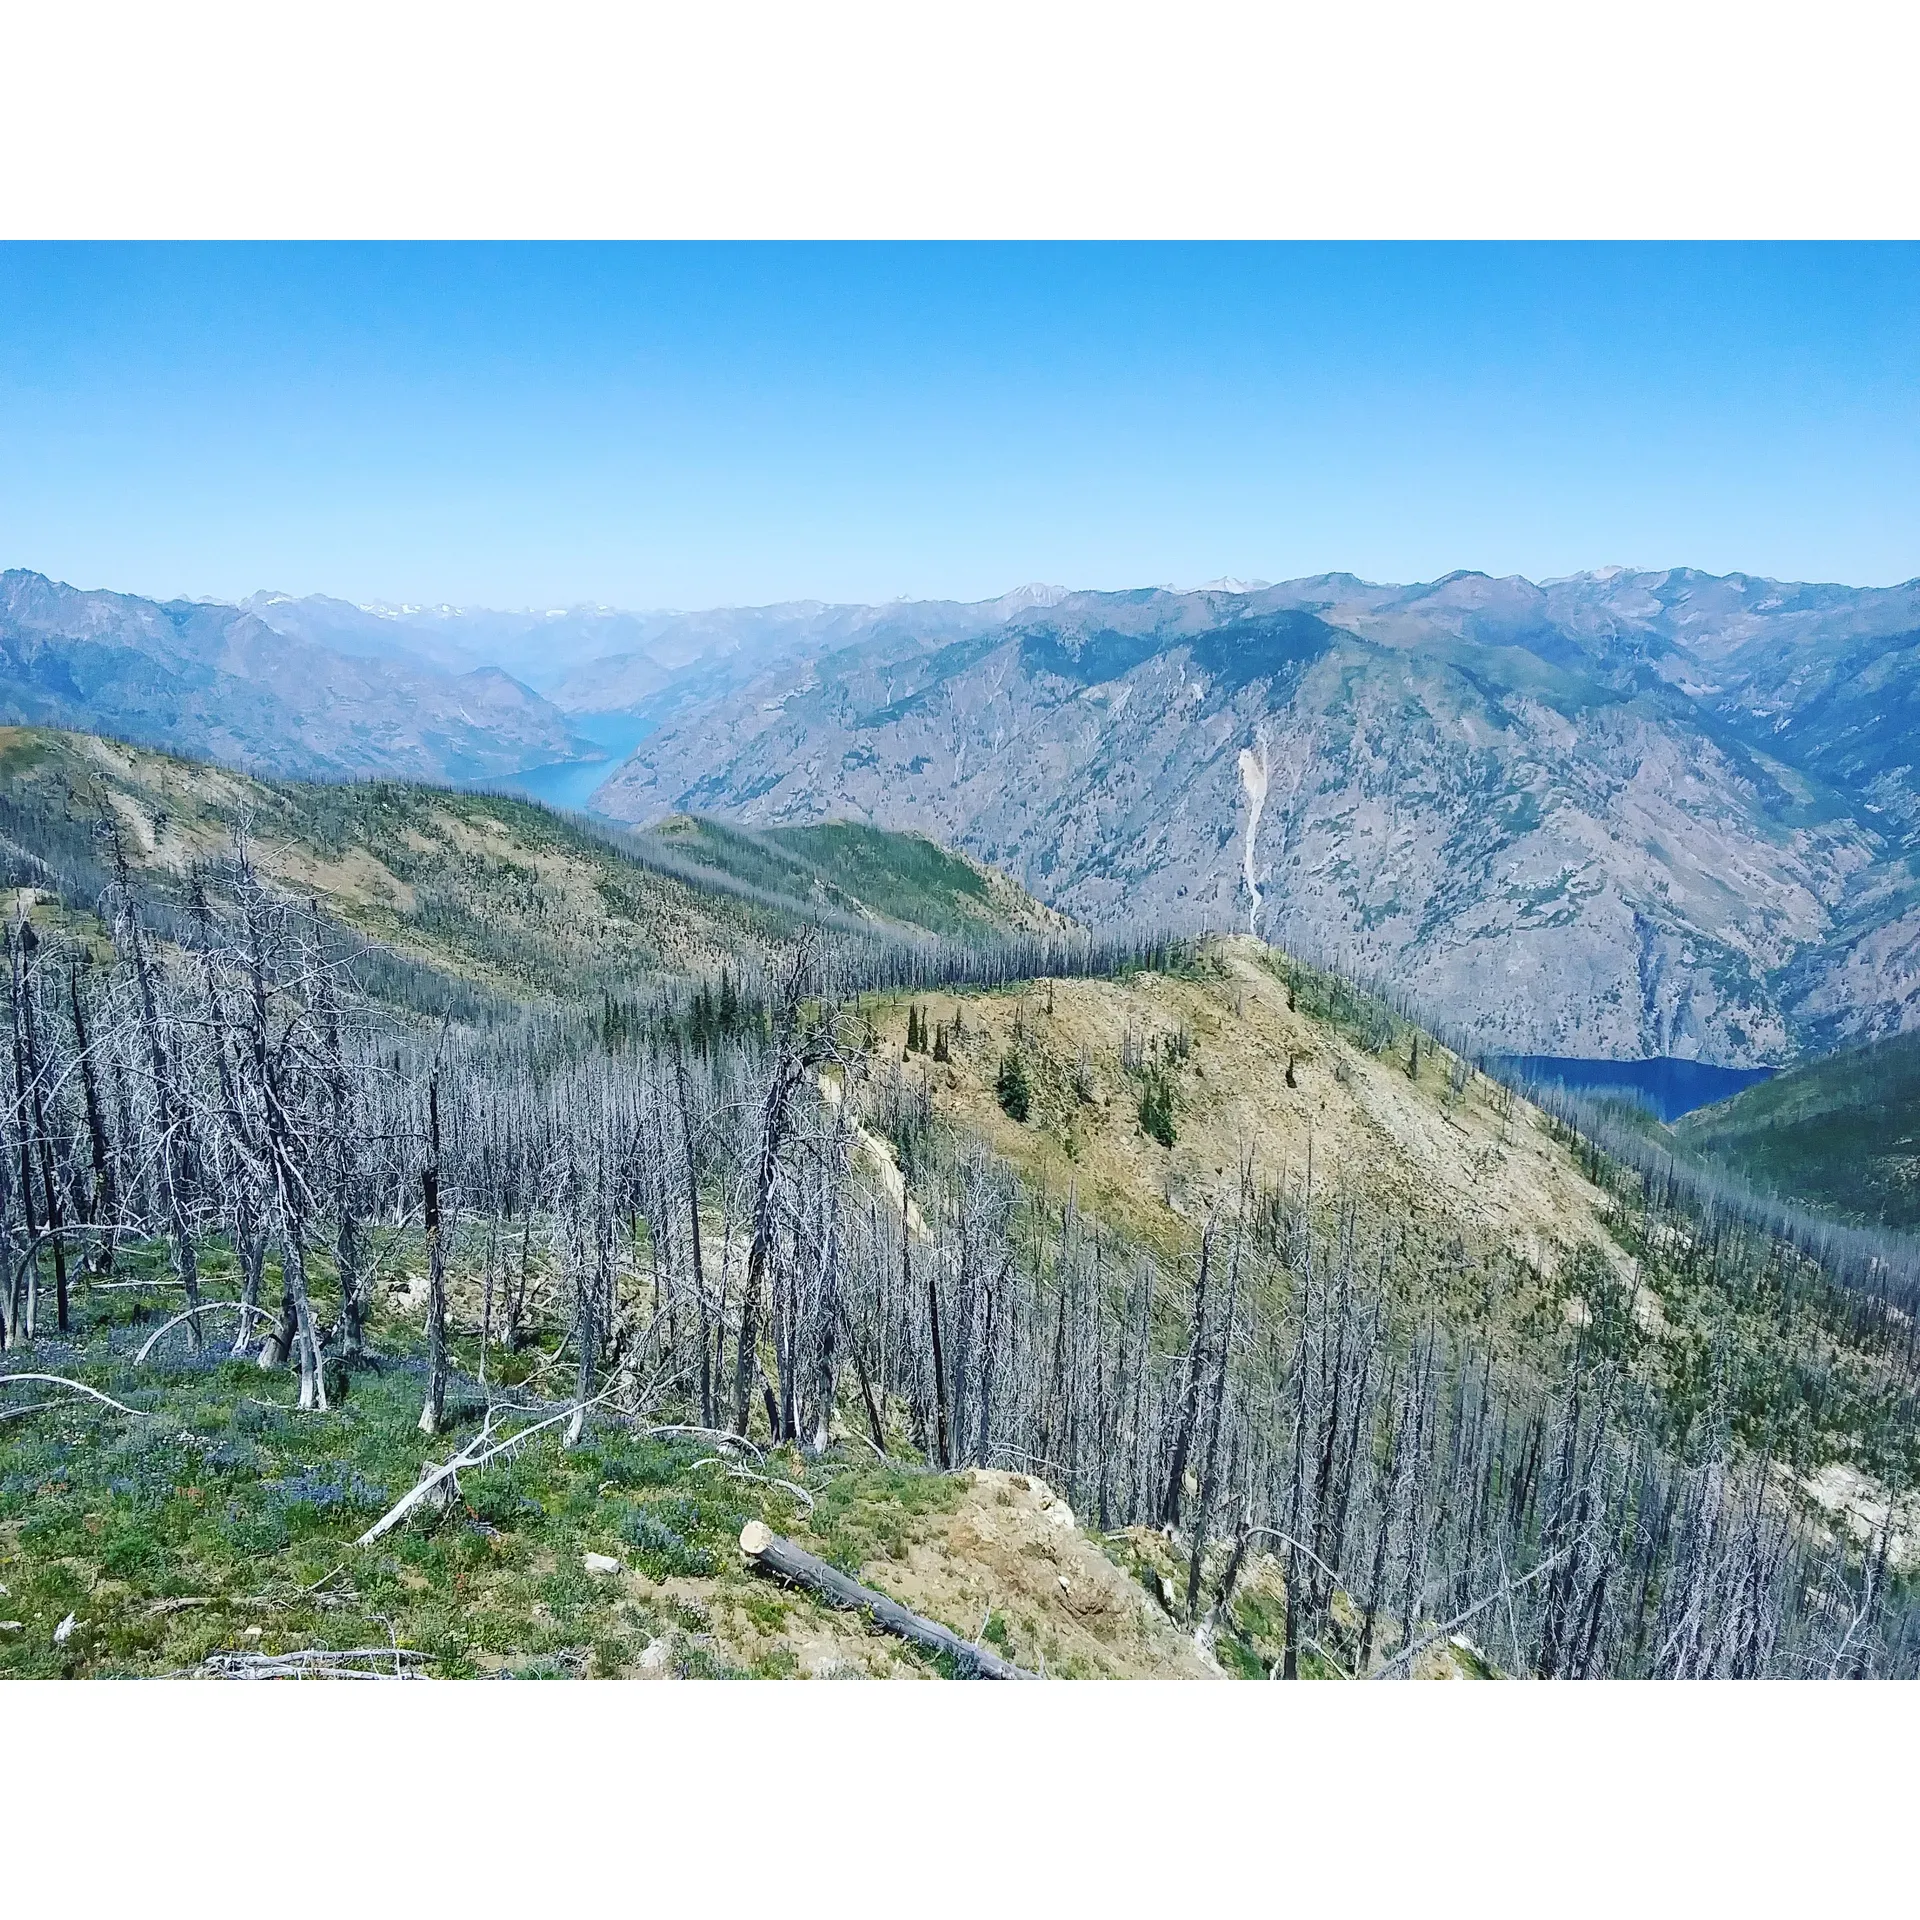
[194,1647,429,1680]
[0,1373,153,1420]
[356,1392,608,1547]
[134,1300,276,1365]
[737,1521,1033,1679]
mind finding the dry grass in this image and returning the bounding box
[876,936,1630,1291]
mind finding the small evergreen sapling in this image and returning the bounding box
[1139,1071,1176,1147]
[996,1047,1031,1122]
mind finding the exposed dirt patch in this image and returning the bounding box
[860,1470,1216,1678]
[1791,1461,1918,1572]
[602,1469,1217,1678]
[260,841,419,914]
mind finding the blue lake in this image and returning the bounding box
[470,713,655,816]
[1486,1054,1775,1123]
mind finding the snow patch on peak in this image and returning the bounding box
[995,582,1071,613]
[1541,565,1639,586]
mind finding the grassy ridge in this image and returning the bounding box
[635,813,1058,944]
[0,729,1063,1006]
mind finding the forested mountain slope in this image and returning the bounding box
[598,568,1920,1065]
[0,729,1065,1002]
[634,814,1071,945]
[0,572,586,782]
[1674,1028,1920,1232]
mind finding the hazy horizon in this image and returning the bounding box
[11,556,1919,621]
[4,242,1917,608]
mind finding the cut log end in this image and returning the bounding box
[738,1521,1034,1678]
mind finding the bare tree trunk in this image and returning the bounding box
[732,973,811,1437]
[975,1258,1006,1470]
[280,1218,326,1412]
[0,1119,18,1349]
[478,1212,499,1387]
[8,926,42,1343]
[119,883,203,1342]
[840,1295,887,1455]
[215,1219,260,1354]
[1186,1217,1244,1621]
[419,1073,447,1435]
[68,960,117,1279]
[566,1233,596,1449]
[508,1215,533,1353]
[1356,1365,1405,1675]
[232,857,325,1406]
[740,1522,1030,1677]
[927,1261,952,1471]
[259,1262,297,1370]
[313,905,368,1361]
[20,928,69,1333]
[1160,1218,1215,1527]
[672,1043,713,1428]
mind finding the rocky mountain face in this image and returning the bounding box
[593,569,1920,1064]
[1,571,587,783]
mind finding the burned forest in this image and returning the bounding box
[3,764,1918,1679]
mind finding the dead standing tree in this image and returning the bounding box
[732,937,831,1440]
[14,818,1915,1674]
[112,861,206,1344]
[419,1065,449,1435]
[66,956,118,1278]
[187,877,275,1359]
[10,920,70,1333]
[231,853,330,1408]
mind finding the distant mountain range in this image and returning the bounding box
[0,571,584,783]
[235,582,1073,713]
[10,562,1920,1063]
[0,570,1077,781]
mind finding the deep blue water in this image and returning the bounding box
[1487,1054,1775,1124]
[473,713,655,815]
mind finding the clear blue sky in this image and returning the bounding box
[2,243,1915,609]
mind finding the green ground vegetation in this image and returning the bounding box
[0,1266,968,1681]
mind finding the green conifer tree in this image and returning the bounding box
[1139,1072,1176,1147]
[996,1047,1031,1122]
